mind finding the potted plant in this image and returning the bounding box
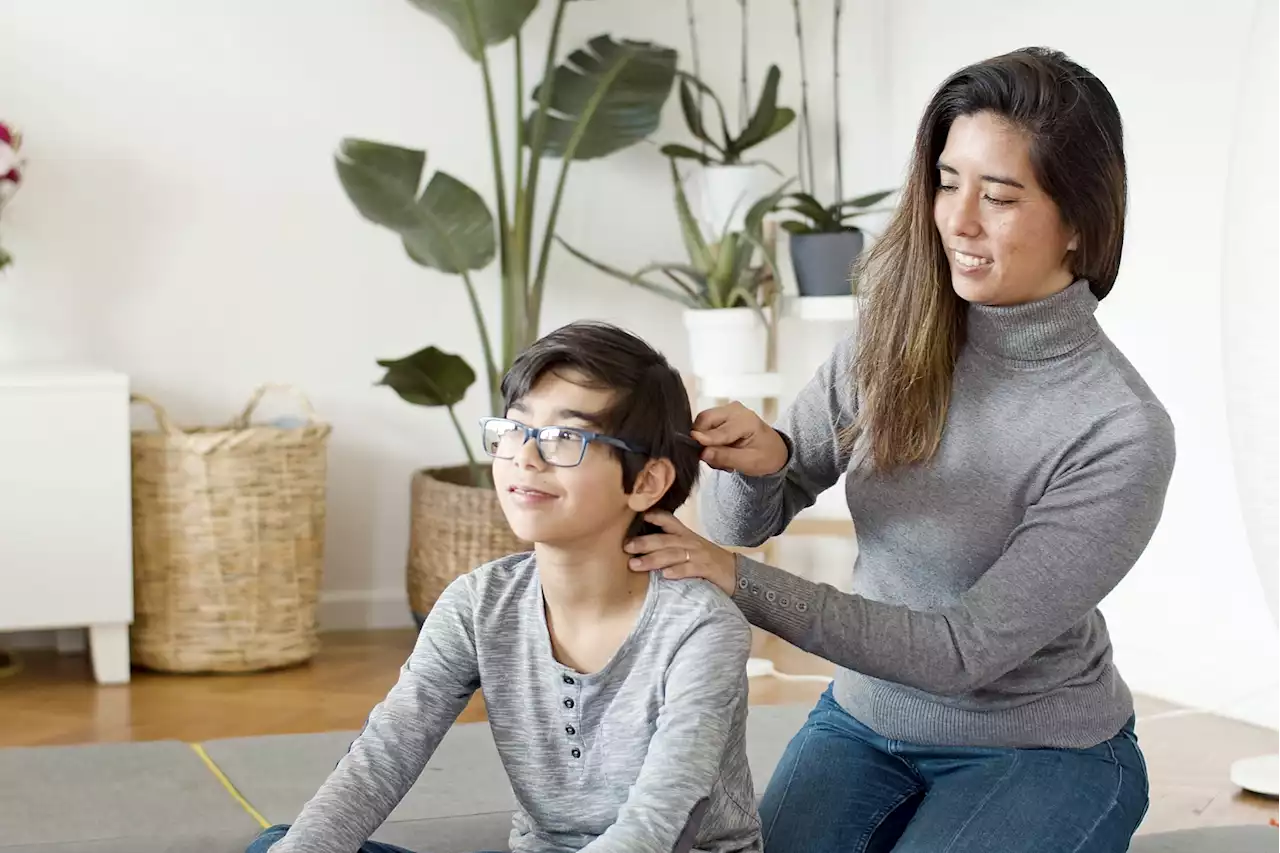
[0,121,24,272]
[782,0,896,296]
[664,0,795,241]
[559,158,789,378]
[332,1,679,620]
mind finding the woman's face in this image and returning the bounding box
[933,110,1079,306]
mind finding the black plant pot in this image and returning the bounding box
[790,230,865,297]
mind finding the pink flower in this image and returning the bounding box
[0,123,10,146]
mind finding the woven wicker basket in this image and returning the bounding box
[129,385,331,673]
[407,466,528,623]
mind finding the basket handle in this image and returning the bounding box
[232,383,319,428]
[130,393,183,435]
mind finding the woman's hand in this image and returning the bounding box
[625,511,738,596]
[692,401,790,477]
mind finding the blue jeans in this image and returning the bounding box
[246,824,502,853]
[760,686,1149,853]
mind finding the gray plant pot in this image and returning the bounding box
[790,230,865,297]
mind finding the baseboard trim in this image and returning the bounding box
[317,588,416,632]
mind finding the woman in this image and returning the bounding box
[624,46,1175,852]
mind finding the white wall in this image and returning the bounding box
[881,0,1278,730]
[0,1,884,629]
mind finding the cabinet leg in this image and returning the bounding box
[89,623,131,685]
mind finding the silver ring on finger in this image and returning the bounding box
[684,549,690,563]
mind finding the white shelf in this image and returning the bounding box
[782,295,856,322]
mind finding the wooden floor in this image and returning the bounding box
[0,629,1274,836]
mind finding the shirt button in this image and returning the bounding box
[566,725,576,736]
[797,601,808,612]
[738,578,749,590]
[563,698,575,709]
[765,590,777,602]
[779,597,790,608]
[562,675,575,685]
[571,748,581,759]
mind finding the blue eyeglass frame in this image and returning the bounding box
[478,416,649,468]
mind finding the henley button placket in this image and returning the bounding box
[560,670,583,760]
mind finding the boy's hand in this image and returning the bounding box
[691,402,789,477]
[624,511,737,596]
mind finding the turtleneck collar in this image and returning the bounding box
[965,278,1100,362]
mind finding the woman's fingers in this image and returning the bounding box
[628,546,692,574]
[623,532,679,555]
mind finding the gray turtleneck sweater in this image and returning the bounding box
[702,280,1176,749]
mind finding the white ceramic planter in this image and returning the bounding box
[694,164,768,239]
[682,307,768,378]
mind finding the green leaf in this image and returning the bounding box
[335,138,495,274]
[376,345,476,407]
[555,237,703,308]
[405,0,538,61]
[529,35,678,160]
[669,158,711,270]
[839,188,897,208]
[675,72,733,152]
[660,143,716,165]
[781,191,829,224]
[779,220,815,234]
[732,65,794,155]
[676,79,720,153]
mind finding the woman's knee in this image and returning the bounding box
[246,824,291,853]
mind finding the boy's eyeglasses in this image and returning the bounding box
[479,417,648,468]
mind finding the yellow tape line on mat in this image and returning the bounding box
[190,742,272,829]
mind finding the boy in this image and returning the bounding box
[251,321,761,853]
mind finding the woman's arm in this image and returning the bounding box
[697,333,858,548]
[580,604,753,853]
[268,577,481,852]
[636,403,1175,696]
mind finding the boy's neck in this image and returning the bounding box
[535,537,651,623]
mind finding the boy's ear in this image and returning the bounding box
[626,457,675,513]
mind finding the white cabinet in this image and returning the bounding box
[0,366,133,684]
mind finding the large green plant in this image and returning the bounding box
[334,1,678,487]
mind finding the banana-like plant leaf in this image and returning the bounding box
[779,191,830,224]
[660,143,716,165]
[335,138,495,274]
[376,345,476,408]
[529,36,678,160]
[405,0,538,61]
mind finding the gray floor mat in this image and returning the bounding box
[0,740,261,848]
[201,703,813,827]
[1,831,258,853]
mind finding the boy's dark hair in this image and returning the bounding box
[501,321,701,535]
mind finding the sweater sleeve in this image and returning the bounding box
[699,332,859,549]
[580,604,753,853]
[730,402,1176,696]
[267,576,481,852]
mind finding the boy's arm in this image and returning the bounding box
[582,604,753,853]
[266,576,481,853]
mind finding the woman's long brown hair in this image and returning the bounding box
[847,46,1128,471]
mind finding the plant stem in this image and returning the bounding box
[518,0,568,351]
[463,0,513,375]
[445,403,486,489]
[834,0,844,202]
[529,52,635,330]
[515,32,525,219]
[739,0,749,131]
[460,269,501,416]
[686,0,704,158]
[792,0,816,196]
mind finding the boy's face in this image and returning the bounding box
[491,369,671,548]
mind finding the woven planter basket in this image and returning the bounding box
[407,466,527,623]
[129,385,331,674]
